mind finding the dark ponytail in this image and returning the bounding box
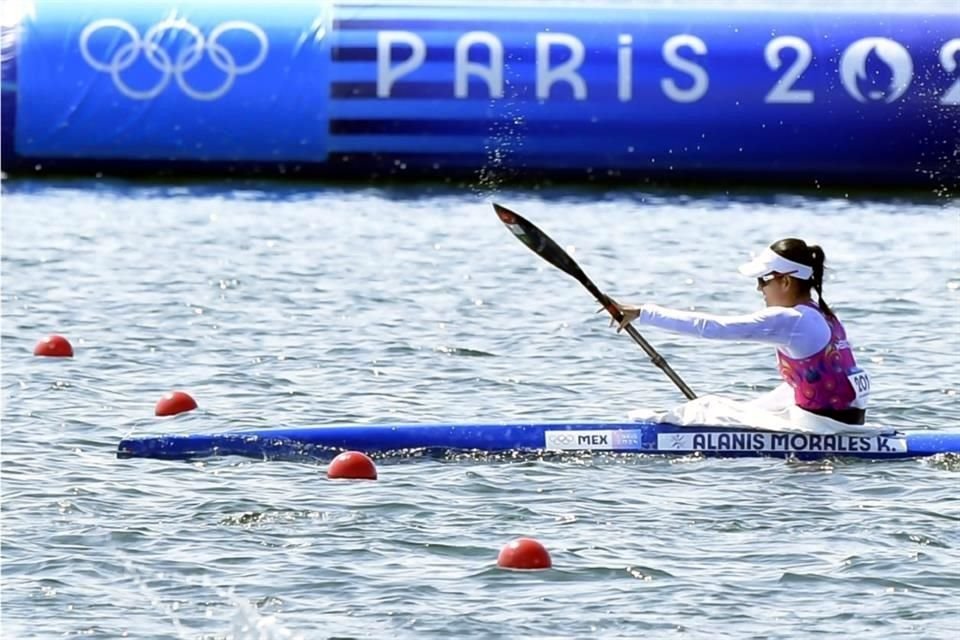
[806,244,834,319]
[769,238,836,319]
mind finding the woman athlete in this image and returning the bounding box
[613,239,871,425]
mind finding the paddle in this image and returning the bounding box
[493,203,697,400]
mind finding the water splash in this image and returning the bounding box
[473,52,526,200]
[115,554,306,640]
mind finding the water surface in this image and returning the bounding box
[2,180,958,638]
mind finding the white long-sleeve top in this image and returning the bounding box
[636,303,831,359]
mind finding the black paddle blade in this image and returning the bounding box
[493,203,593,289]
[492,202,696,400]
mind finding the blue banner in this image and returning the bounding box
[17,0,330,161]
[4,1,959,185]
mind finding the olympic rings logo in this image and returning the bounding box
[547,433,575,446]
[79,18,269,101]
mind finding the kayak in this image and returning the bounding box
[116,422,960,462]
[116,206,960,465]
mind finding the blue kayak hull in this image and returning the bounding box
[116,422,960,462]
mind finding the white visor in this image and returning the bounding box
[737,247,813,280]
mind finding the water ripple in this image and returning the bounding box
[2,182,958,639]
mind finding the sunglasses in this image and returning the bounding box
[756,270,797,289]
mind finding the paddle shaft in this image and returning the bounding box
[493,203,697,401]
[577,273,697,401]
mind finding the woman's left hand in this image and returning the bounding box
[598,302,642,333]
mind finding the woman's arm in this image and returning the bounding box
[633,303,804,346]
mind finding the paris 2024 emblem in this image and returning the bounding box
[840,37,914,103]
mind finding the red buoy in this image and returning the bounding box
[155,391,198,416]
[497,538,552,570]
[33,334,73,358]
[327,451,378,480]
